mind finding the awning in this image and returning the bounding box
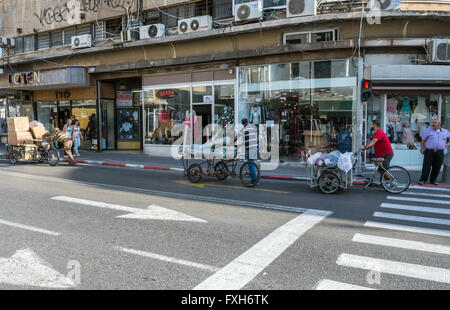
[370,64,450,85]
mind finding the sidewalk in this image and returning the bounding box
[1,145,449,186]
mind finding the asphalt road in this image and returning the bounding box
[0,160,449,290]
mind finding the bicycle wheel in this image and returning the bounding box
[318,172,340,194]
[9,150,18,165]
[47,149,60,166]
[188,164,203,183]
[380,166,411,194]
[214,161,229,181]
[240,161,260,187]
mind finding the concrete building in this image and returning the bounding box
[0,0,449,165]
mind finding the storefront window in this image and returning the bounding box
[36,102,57,131]
[443,95,450,129]
[386,94,439,150]
[239,58,358,158]
[117,108,140,140]
[193,85,212,104]
[215,84,235,128]
[144,87,190,145]
[72,100,97,149]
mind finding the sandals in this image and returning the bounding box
[432,182,439,186]
[418,181,425,185]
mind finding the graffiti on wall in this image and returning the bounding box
[34,0,135,27]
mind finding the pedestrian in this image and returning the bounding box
[418,119,450,185]
[72,119,83,156]
[48,128,76,165]
[360,120,395,183]
[63,119,73,140]
[234,118,259,185]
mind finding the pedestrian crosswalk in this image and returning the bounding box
[315,187,450,290]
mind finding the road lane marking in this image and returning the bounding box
[373,212,450,226]
[0,249,75,288]
[336,253,450,284]
[0,169,309,214]
[174,180,290,194]
[0,219,60,236]
[115,247,219,272]
[402,192,450,199]
[193,209,332,290]
[364,221,450,237]
[352,233,450,255]
[315,279,375,290]
[387,196,450,206]
[380,203,450,216]
[51,196,207,222]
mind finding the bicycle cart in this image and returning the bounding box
[300,152,411,194]
[180,144,261,188]
[4,136,60,166]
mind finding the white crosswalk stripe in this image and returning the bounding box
[315,279,375,290]
[337,254,450,284]
[352,233,450,255]
[365,221,450,237]
[373,211,450,226]
[380,203,450,215]
[387,196,450,206]
[401,192,450,199]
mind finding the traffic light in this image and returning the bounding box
[361,79,372,101]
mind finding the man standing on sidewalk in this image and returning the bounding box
[235,118,258,185]
[419,119,450,185]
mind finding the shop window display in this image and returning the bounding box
[71,100,97,150]
[239,59,358,159]
[117,108,139,140]
[386,94,439,150]
[144,87,190,145]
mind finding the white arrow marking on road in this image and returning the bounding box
[0,249,75,288]
[51,196,207,223]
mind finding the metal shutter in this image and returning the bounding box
[51,30,63,47]
[64,27,76,46]
[37,33,50,50]
[77,24,92,36]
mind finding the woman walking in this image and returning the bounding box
[73,119,83,156]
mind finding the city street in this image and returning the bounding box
[0,161,448,290]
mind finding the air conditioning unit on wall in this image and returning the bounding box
[234,0,263,22]
[431,39,450,63]
[121,29,140,42]
[286,0,317,18]
[71,34,92,49]
[140,24,166,39]
[178,16,212,34]
[371,0,401,11]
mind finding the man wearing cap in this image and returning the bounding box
[48,128,76,165]
[419,119,450,185]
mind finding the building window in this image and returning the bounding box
[51,31,63,47]
[13,37,24,54]
[37,32,50,50]
[144,10,161,25]
[24,35,36,52]
[284,29,339,45]
[105,18,123,38]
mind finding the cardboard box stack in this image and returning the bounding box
[7,117,33,146]
[29,121,46,140]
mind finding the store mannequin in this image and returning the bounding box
[412,96,429,121]
[387,98,399,122]
[399,97,412,120]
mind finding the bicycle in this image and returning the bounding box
[353,153,411,194]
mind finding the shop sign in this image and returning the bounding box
[156,89,177,100]
[8,71,41,85]
[55,89,71,100]
[203,95,212,104]
[116,91,133,107]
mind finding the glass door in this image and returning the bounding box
[192,104,212,145]
[101,99,116,150]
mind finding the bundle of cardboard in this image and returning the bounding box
[7,117,46,146]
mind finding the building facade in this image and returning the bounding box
[0,0,449,165]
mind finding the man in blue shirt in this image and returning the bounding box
[419,119,450,185]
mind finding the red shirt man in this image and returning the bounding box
[361,120,394,170]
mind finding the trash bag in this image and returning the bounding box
[307,152,322,165]
[324,150,342,168]
[315,153,328,167]
[338,152,354,173]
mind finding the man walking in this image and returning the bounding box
[419,119,450,185]
[48,128,77,165]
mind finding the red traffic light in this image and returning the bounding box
[363,80,371,89]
